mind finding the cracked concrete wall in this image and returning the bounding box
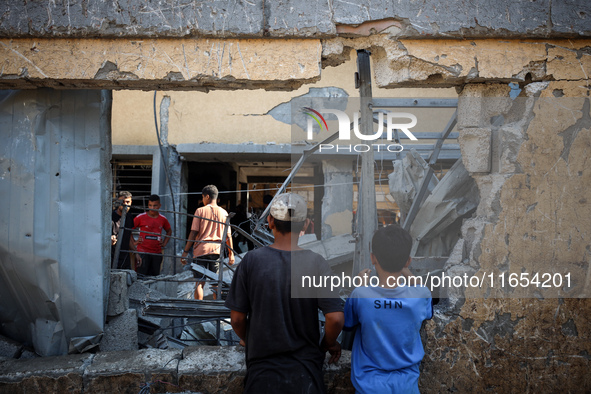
[420,82,591,392]
[0,0,589,39]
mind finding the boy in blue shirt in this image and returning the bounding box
[344,224,433,393]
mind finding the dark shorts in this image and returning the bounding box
[137,253,163,276]
[193,254,220,277]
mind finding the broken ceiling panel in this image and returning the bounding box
[388,149,439,218]
[409,158,479,257]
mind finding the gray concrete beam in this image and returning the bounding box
[1,0,588,39]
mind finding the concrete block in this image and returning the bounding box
[0,353,91,393]
[84,348,182,393]
[458,98,485,129]
[458,85,512,129]
[107,271,129,317]
[0,334,21,359]
[459,128,492,173]
[100,309,138,352]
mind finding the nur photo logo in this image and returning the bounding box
[302,106,419,153]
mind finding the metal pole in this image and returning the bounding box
[353,50,378,275]
[215,213,234,345]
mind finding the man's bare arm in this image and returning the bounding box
[226,234,235,265]
[230,310,247,346]
[321,311,344,364]
[181,230,199,264]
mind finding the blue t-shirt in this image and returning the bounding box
[344,285,433,394]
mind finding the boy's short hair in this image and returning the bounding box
[202,185,219,200]
[148,194,160,202]
[272,218,305,235]
[371,224,413,273]
[118,191,132,199]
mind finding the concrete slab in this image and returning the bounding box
[100,309,139,352]
[0,353,91,393]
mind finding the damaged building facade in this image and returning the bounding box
[1,0,590,392]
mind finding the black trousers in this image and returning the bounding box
[137,253,162,276]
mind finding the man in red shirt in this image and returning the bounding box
[133,194,172,276]
[181,185,234,300]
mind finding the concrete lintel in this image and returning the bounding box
[112,145,157,160]
[0,38,322,91]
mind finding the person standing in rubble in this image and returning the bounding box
[133,194,172,276]
[111,191,139,270]
[181,185,235,300]
[225,193,344,393]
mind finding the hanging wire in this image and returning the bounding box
[154,181,360,199]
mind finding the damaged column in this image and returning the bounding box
[151,94,183,275]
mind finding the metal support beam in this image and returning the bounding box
[352,50,378,275]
